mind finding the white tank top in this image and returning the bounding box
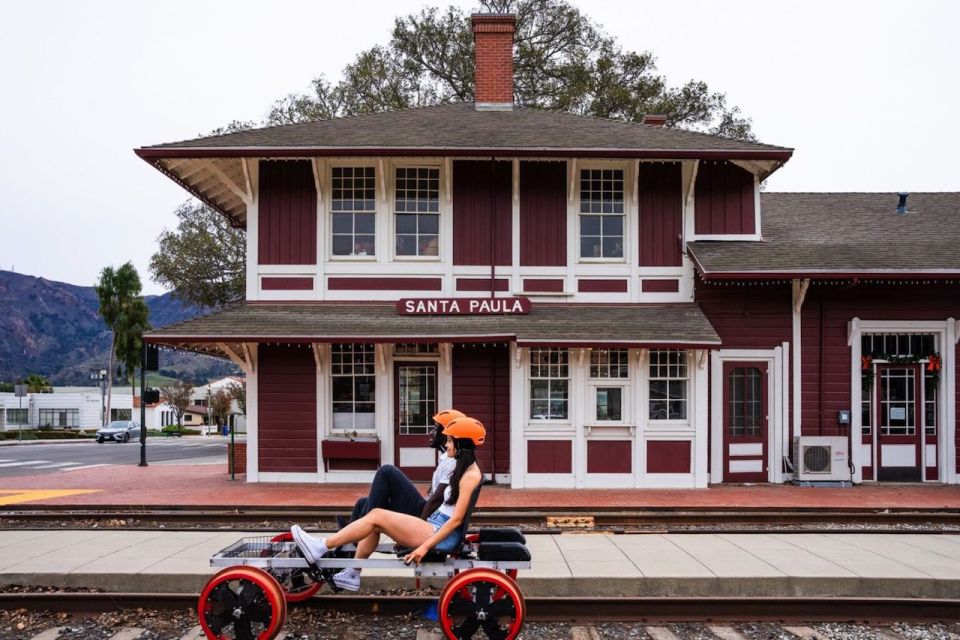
[436,484,456,517]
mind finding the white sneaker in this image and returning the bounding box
[332,568,361,592]
[291,525,328,564]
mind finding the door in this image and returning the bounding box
[394,362,439,481]
[876,365,922,481]
[722,361,768,482]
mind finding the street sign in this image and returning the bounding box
[14,384,26,397]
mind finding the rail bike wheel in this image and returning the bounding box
[198,565,287,640]
[438,568,525,640]
[265,532,322,602]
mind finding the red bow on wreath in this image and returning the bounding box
[861,355,873,371]
[927,354,942,372]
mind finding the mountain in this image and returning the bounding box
[0,270,237,385]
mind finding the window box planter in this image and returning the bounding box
[322,437,380,471]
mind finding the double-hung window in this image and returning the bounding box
[6,408,28,425]
[38,409,79,428]
[579,168,624,259]
[332,344,376,430]
[589,349,629,423]
[530,348,569,420]
[331,166,376,257]
[649,350,688,421]
[395,167,440,257]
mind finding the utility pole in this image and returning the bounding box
[14,383,26,444]
[139,342,147,467]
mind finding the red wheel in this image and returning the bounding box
[198,565,287,640]
[438,568,525,640]
[265,532,322,602]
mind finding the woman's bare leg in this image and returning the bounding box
[326,508,433,549]
[354,532,379,560]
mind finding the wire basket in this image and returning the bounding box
[215,536,302,560]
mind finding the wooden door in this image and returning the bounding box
[722,361,768,482]
[876,365,922,481]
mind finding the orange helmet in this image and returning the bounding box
[432,409,465,428]
[442,417,486,446]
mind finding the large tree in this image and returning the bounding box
[268,0,754,138]
[159,380,194,430]
[96,262,150,425]
[149,201,246,309]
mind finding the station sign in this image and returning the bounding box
[397,297,531,316]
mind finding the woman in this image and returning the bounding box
[291,417,485,587]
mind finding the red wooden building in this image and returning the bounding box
[138,14,958,488]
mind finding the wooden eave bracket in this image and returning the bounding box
[698,349,708,369]
[219,342,255,374]
[202,160,252,205]
[568,158,577,204]
[312,343,323,372]
[793,278,811,314]
[684,160,699,209]
[847,317,861,347]
[730,159,781,182]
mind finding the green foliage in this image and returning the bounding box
[266,0,753,139]
[0,430,38,440]
[158,379,194,427]
[149,202,246,310]
[209,389,233,426]
[0,382,13,392]
[96,262,151,405]
[33,430,92,440]
[23,374,52,393]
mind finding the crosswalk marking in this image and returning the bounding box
[0,460,49,467]
[60,464,111,472]
[30,462,77,469]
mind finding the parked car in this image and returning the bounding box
[95,421,141,443]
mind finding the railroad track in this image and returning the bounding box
[2,506,959,532]
[4,592,960,623]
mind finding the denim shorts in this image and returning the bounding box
[426,511,461,552]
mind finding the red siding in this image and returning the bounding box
[800,284,960,439]
[258,160,317,265]
[261,277,313,290]
[327,277,442,291]
[587,441,632,473]
[696,280,792,349]
[523,278,564,292]
[694,161,755,235]
[578,279,628,293]
[457,278,510,292]
[647,441,691,473]
[527,440,572,473]
[639,162,683,266]
[258,344,316,473]
[452,344,510,476]
[642,279,679,293]
[453,160,512,266]
[520,161,567,266]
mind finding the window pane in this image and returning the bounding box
[580,215,602,235]
[396,214,416,234]
[602,236,623,258]
[419,214,439,234]
[602,215,623,236]
[581,237,601,258]
[332,213,352,233]
[596,387,622,421]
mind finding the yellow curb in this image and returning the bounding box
[0,489,102,505]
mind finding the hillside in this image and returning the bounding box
[0,270,237,385]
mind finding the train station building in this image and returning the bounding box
[138,14,959,488]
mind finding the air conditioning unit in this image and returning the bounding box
[793,436,849,482]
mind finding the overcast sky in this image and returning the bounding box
[1,1,957,295]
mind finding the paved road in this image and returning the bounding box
[0,438,229,477]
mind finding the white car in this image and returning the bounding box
[95,421,141,443]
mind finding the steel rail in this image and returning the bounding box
[2,592,959,623]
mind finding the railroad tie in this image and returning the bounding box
[644,626,681,640]
[570,626,602,640]
[782,626,830,640]
[176,626,205,640]
[706,625,748,640]
[29,628,65,640]
[107,628,146,640]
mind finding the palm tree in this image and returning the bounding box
[23,374,51,394]
[96,262,150,424]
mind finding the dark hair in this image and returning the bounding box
[445,439,478,505]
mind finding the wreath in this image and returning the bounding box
[861,351,941,391]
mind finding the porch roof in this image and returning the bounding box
[144,302,721,355]
[688,192,960,280]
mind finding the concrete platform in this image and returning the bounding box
[1,530,959,599]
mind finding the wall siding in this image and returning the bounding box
[258,160,317,265]
[587,440,632,473]
[694,161,755,235]
[258,344,317,473]
[527,440,572,473]
[638,162,683,266]
[696,280,792,349]
[520,161,567,266]
[452,344,510,476]
[800,284,960,440]
[453,160,513,266]
[647,440,692,473]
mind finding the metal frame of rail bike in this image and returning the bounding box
[198,528,532,640]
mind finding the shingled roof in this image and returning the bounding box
[145,303,721,352]
[138,103,791,157]
[688,192,960,278]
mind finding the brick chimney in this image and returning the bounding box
[472,13,515,111]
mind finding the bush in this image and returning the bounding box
[35,430,82,440]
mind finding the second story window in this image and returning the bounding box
[395,167,440,257]
[579,168,624,259]
[332,166,376,257]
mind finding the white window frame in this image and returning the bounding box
[576,164,629,264]
[528,347,571,423]
[330,343,378,433]
[6,408,28,425]
[587,348,631,425]
[328,163,378,261]
[648,349,691,424]
[390,164,443,262]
